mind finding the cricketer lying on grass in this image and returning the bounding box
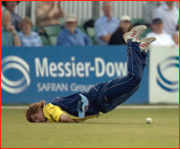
[25,25,156,123]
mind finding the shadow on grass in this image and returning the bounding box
[82,122,144,125]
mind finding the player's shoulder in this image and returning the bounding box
[43,103,63,122]
[43,103,51,111]
[43,103,55,111]
[112,17,120,23]
[30,31,40,38]
[58,28,67,36]
[43,103,62,114]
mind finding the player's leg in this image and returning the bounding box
[103,37,156,108]
[100,26,148,100]
[93,26,156,112]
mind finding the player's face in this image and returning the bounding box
[65,22,77,32]
[22,22,32,34]
[30,108,46,123]
[102,3,113,17]
[166,1,174,6]
[120,21,131,31]
[152,23,164,34]
[1,12,11,26]
[6,1,17,12]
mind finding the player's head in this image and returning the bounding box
[102,1,113,17]
[165,1,174,7]
[3,1,19,13]
[1,10,11,27]
[120,16,132,32]
[64,14,77,32]
[151,18,164,34]
[25,100,47,123]
[20,17,33,34]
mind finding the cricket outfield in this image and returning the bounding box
[1,106,179,148]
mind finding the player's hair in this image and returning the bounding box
[25,100,46,122]
[20,16,33,29]
[1,10,11,17]
[102,1,112,7]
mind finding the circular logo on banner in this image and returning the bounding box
[156,56,179,92]
[1,56,31,94]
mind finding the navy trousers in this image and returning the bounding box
[87,40,147,113]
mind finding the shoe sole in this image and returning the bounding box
[140,37,157,51]
[140,36,156,43]
[123,25,147,42]
[129,25,147,33]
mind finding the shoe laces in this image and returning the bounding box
[132,38,140,43]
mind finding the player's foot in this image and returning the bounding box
[123,25,147,43]
[139,37,156,52]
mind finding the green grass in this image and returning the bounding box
[1,108,179,148]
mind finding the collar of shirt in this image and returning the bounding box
[102,15,116,22]
[64,27,78,35]
[5,9,16,15]
[11,12,16,15]
[20,30,33,37]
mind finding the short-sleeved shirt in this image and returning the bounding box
[43,93,99,123]
[1,27,14,47]
[43,103,97,123]
[153,3,179,35]
[146,32,175,46]
[18,31,42,47]
[43,103,64,123]
[56,28,91,46]
[94,15,120,45]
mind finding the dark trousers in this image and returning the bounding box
[89,41,147,113]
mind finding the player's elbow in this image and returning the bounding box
[61,118,69,123]
[59,113,75,123]
[59,113,69,123]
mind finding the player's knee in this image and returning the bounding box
[129,76,142,90]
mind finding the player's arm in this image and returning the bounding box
[59,113,78,123]
[172,33,179,45]
[94,21,112,43]
[100,34,112,43]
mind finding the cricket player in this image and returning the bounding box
[25,25,156,123]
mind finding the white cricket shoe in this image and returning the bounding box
[123,25,147,43]
[139,37,156,52]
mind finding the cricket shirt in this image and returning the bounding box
[43,93,100,123]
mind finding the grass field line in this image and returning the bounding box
[1,105,179,109]
[116,105,179,109]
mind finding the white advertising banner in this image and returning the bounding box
[149,46,179,104]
